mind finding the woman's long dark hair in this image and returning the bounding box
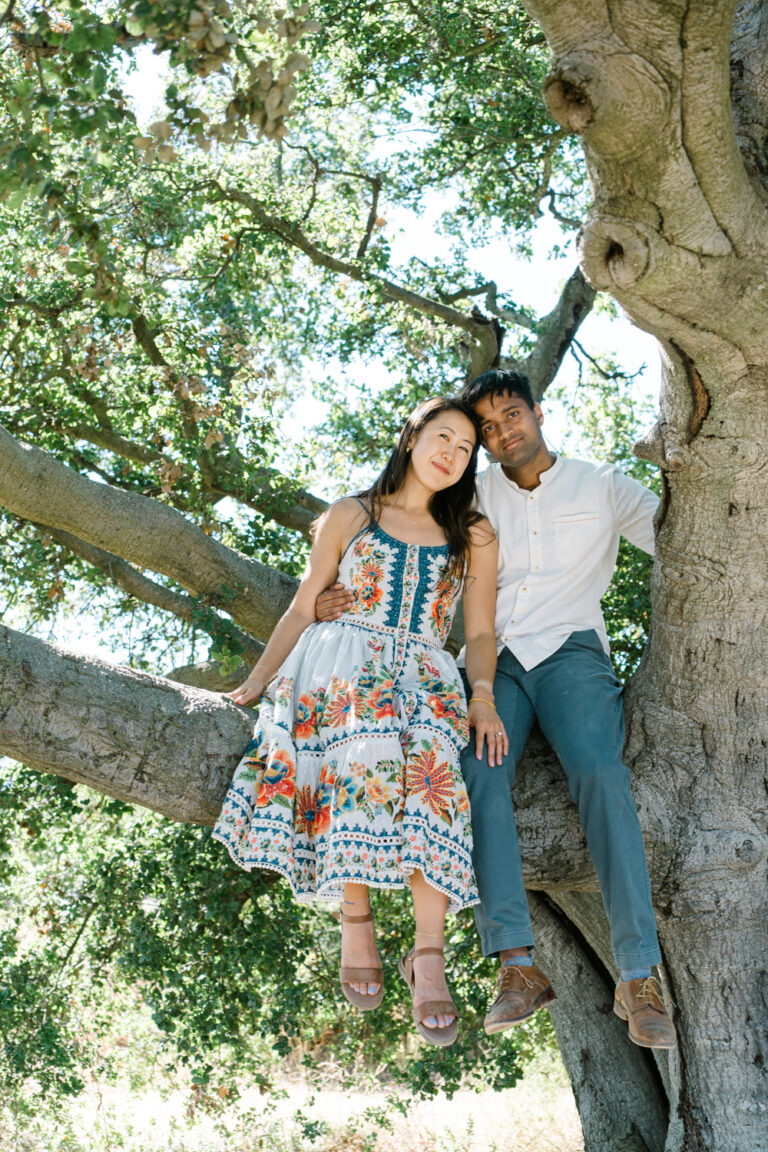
[360,396,483,584]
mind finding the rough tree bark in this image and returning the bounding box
[515,2,768,1149]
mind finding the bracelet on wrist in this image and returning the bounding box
[469,695,497,709]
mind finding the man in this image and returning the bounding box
[317,368,676,1048]
[456,368,675,1048]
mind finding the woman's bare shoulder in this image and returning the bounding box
[314,496,370,539]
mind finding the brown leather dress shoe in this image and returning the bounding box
[484,962,556,1035]
[614,976,677,1048]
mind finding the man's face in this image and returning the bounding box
[473,390,546,472]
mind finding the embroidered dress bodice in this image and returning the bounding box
[336,521,461,656]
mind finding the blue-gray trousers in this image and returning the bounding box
[460,630,661,970]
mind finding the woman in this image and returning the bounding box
[213,397,507,1046]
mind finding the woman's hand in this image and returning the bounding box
[468,698,509,767]
[228,676,265,707]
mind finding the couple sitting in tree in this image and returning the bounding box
[213,369,677,1051]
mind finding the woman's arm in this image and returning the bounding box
[229,499,365,706]
[462,518,508,767]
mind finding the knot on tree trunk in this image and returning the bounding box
[634,420,690,471]
[579,219,651,291]
[541,43,669,159]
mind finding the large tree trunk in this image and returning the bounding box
[517,2,768,1149]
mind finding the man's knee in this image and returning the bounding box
[563,753,632,803]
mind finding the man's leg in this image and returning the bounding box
[461,649,555,1034]
[526,630,662,973]
[460,646,535,957]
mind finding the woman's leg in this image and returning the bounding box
[341,882,381,997]
[409,869,455,1029]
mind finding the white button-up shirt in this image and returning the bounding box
[462,455,658,671]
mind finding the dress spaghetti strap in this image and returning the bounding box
[339,495,375,557]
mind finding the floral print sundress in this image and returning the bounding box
[212,510,478,913]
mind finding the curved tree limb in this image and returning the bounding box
[0,422,297,642]
[680,0,765,252]
[529,892,669,1152]
[0,622,604,885]
[520,267,598,399]
[0,624,253,825]
[43,526,264,665]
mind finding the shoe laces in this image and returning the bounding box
[501,963,535,990]
[637,976,666,1009]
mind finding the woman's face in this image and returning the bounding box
[407,408,477,492]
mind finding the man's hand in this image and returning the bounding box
[316,582,354,621]
[468,700,509,768]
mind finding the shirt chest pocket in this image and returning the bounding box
[553,511,601,562]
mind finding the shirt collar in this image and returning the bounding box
[494,453,562,494]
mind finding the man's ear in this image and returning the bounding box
[533,403,544,427]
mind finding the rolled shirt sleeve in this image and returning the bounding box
[610,467,658,556]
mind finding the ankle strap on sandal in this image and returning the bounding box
[340,910,373,923]
[412,946,444,958]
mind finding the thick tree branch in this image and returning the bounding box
[57,419,325,538]
[530,892,669,1152]
[0,624,597,883]
[44,527,264,664]
[0,624,253,825]
[680,0,766,254]
[504,267,597,399]
[0,422,297,642]
[0,623,686,896]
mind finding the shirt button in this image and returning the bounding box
[534,566,539,570]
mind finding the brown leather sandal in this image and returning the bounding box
[398,946,458,1047]
[339,910,383,1011]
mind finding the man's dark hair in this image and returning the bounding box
[460,368,536,412]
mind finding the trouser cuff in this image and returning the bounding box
[480,929,536,959]
[614,947,662,971]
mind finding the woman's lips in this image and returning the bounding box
[432,460,450,475]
